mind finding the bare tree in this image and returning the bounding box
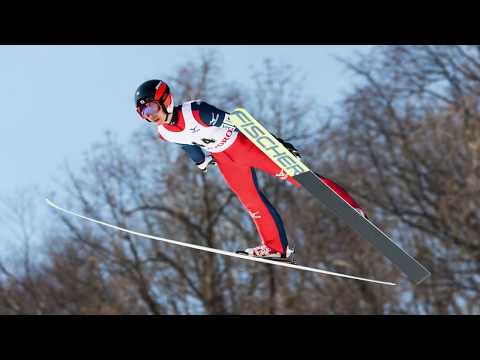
[330,45,480,314]
[2,47,458,315]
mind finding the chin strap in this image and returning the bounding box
[166,110,177,125]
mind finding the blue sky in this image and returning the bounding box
[0,45,373,246]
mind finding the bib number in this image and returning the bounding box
[193,138,216,147]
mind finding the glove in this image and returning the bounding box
[196,156,217,173]
[274,136,302,158]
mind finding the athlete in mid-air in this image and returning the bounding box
[134,80,368,262]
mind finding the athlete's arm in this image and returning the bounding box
[274,135,302,158]
[158,128,206,165]
[180,144,206,165]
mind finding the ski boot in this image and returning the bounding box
[236,244,295,264]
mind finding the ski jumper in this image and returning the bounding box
[157,100,364,254]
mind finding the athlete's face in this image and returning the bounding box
[139,101,169,124]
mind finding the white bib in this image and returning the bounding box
[157,101,238,153]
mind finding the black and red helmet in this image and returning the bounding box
[135,80,174,118]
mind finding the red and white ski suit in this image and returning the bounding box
[157,100,364,254]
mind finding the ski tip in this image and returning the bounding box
[45,198,58,209]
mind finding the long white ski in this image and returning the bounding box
[45,199,396,286]
[229,108,431,285]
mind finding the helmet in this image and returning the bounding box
[134,80,174,118]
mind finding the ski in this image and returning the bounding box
[229,108,431,285]
[45,199,396,286]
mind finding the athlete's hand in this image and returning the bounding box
[196,156,217,173]
[274,136,302,158]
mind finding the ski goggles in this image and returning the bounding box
[137,101,161,121]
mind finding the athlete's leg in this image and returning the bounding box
[213,153,289,253]
[223,134,368,218]
[232,136,302,189]
[315,173,368,218]
[220,133,367,220]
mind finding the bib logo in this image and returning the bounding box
[190,125,200,134]
[210,113,220,126]
[249,210,262,219]
[214,129,234,149]
[275,170,288,180]
[221,114,236,131]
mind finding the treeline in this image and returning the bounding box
[0,46,478,314]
